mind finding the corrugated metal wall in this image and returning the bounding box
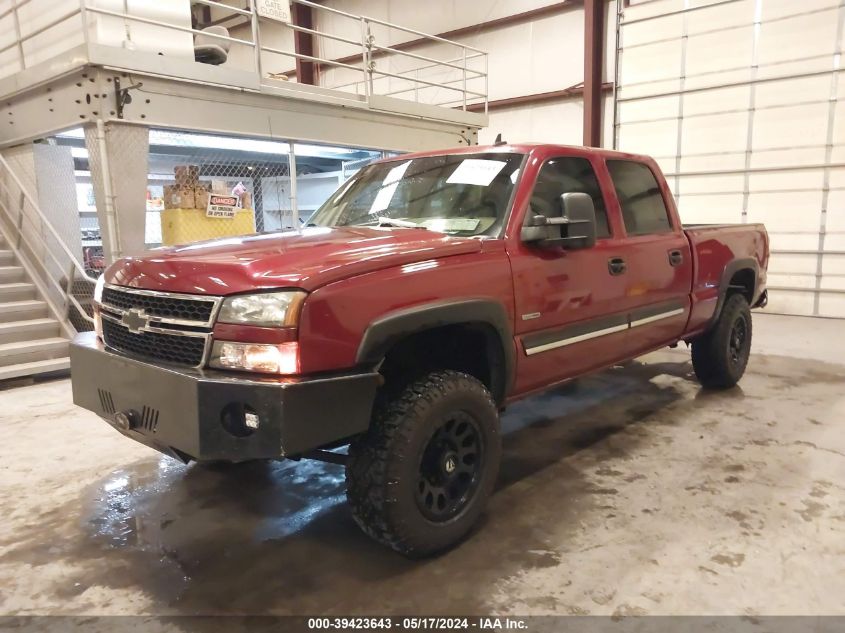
[616,0,845,317]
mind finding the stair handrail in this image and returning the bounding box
[0,183,96,334]
[0,154,97,329]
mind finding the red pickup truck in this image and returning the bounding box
[71,143,768,557]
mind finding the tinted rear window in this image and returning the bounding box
[607,160,672,235]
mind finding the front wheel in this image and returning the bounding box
[691,293,752,389]
[345,370,501,558]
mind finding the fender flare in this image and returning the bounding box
[356,298,514,402]
[712,257,760,324]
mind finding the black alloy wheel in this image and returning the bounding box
[728,313,749,367]
[415,412,484,522]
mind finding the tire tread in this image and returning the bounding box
[346,370,498,557]
[691,293,752,389]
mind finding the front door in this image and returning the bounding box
[508,154,630,395]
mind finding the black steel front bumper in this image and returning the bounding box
[70,333,380,462]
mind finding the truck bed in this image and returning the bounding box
[683,223,745,229]
[682,222,767,229]
[683,222,769,336]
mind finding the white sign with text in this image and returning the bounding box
[256,0,292,24]
[206,194,239,219]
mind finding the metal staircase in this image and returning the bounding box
[0,233,69,380]
[0,156,96,382]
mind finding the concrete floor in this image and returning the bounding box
[0,313,843,616]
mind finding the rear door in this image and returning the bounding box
[602,159,692,355]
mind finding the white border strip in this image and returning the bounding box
[524,307,685,356]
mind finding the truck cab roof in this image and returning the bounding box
[375,142,654,164]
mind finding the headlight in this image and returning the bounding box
[93,275,105,304]
[218,291,306,328]
[209,341,299,374]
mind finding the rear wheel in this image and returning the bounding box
[345,370,501,558]
[691,293,752,389]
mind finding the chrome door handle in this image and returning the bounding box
[668,249,683,267]
[608,257,627,275]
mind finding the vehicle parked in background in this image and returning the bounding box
[71,143,769,557]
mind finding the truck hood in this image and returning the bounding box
[107,226,483,295]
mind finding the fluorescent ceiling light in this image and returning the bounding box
[58,128,84,139]
[57,128,376,159]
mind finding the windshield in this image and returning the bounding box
[307,152,524,236]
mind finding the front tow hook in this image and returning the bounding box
[113,409,140,431]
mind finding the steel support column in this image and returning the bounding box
[583,0,605,147]
[293,3,316,85]
[253,175,265,233]
[84,122,150,262]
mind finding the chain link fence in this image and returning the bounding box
[144,130,289,248]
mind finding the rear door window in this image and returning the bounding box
[606,160,672,235]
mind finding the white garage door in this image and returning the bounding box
[615,0,845,317]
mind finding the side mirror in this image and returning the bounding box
[521,192,597,249]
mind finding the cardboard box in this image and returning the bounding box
[194,186,210,210]
[240,192,251,209]
[163,185,195,210]
[211,180,228,194]
[174,165,199,188]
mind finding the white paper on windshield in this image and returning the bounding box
[370,161,411,214]
[423,218,480,233]
[446,159,507,187]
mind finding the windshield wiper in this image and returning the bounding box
[376,217,427,229]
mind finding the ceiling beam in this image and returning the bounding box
[464,82,613,113]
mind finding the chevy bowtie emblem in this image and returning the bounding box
[121,308,149,333]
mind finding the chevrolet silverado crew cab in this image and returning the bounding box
[71,143,769,557]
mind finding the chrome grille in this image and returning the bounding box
[102,285,219,327]
[99,285,221,368]
[102,318,208,367]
